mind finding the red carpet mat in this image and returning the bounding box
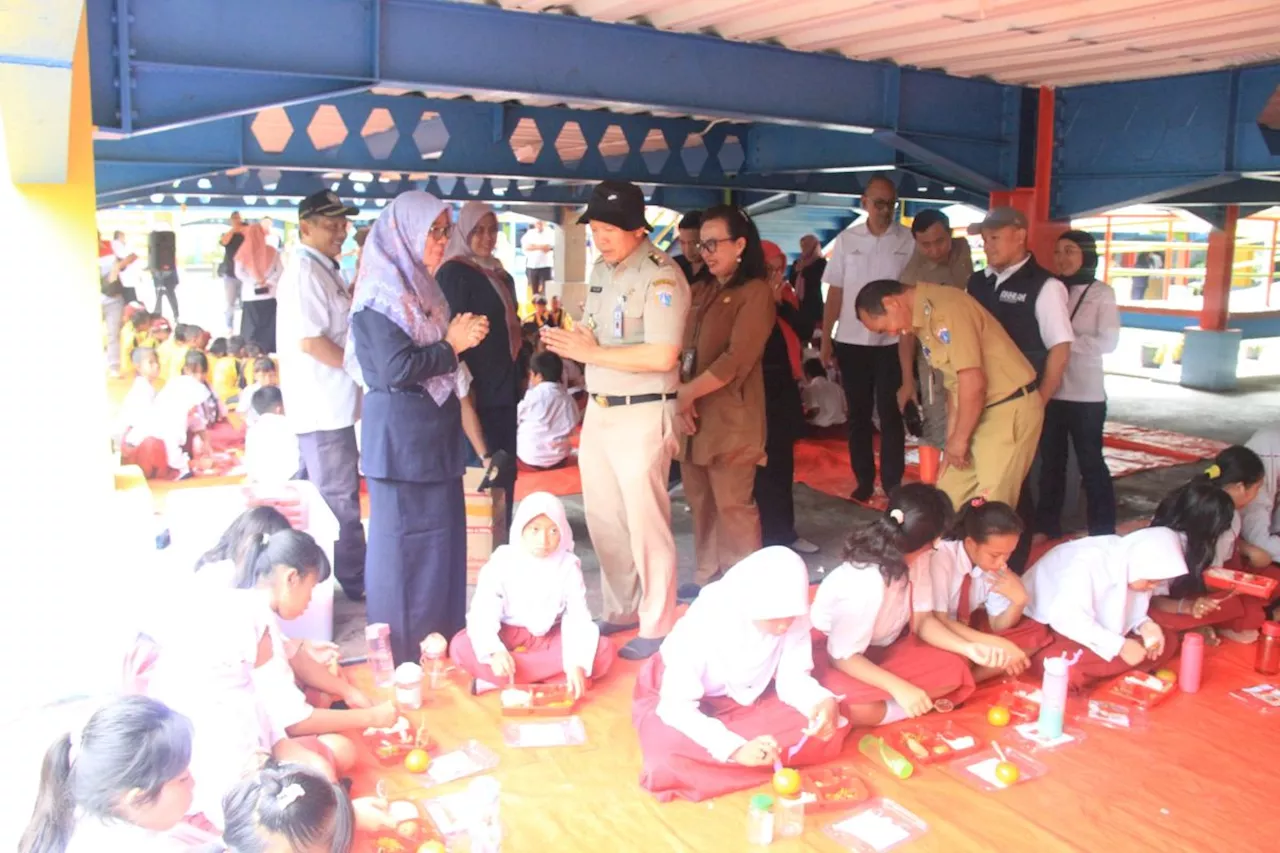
[1104,422,1229,463]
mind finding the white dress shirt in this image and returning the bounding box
[117,377,157,443]
[923,539,1014,620]
[1023,527,1188,661]
[810,560,933,660]
[824,221,914,346]
[235,254,284,303]
[985,254,1076,351]
[802,376,847,427]
[1243,427,1280,561]
[521,227,554,269]
[516,380,580,468]
[244,412,302,484]
[1056,279,1120,402]
[275,245,361,433]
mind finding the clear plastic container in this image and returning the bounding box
[775,795,805,838]
[466,776,503,853]
[747,793,775,846]
[366,623,395,688]
[394,662,423,709]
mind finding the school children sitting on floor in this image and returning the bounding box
[118,347,166,476]
[237,357,280,425]
[244,386,301,484]
[632,547,847,803]
[119,306,153,379]
[451,492,613,695]
[801,358,846,429]
[516,351,580,470]
[809,484,988,727]
[1022,482,1235,688]
[922,499,1050,682]
[161,324,204,383]
[208,338,241,403]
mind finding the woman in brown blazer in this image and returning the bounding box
[674,205,777,601]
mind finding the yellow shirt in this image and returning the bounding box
[911,283,1035,407]
[210,356,241,402]
[120,325,138,377]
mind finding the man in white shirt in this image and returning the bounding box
[801,358,847,429]
[965,206,1075,571]
[275,191,366,600]
[243,385,302,484]
[819,176,914,502]
[521,220,555,296]
[516,351,580,469]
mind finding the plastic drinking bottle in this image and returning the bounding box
[858,735,913,779]
[1036,651,1076,739]
[1180,632,1204,693]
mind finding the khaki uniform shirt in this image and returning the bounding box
[681,277,776,466]
[912,283,1035,407]
[581,239,691,395]
[900,238,974,289]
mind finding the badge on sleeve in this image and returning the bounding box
[937,327,950,344]
[653,280,676,308]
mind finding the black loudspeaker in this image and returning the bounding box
[149,230,177,272]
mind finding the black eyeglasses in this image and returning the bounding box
[700,238,732,254]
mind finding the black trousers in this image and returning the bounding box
[1036,399,1116,538]
[297,426,366,594]
[366,476,467,665]
[754,432,797,547]
[834,342,905,492]
[152,284,179,320]
[240,298,277,354]
[527,267,551,295]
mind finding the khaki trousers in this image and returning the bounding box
[682,459,763,586]
[579,399,680,638]
[938,393,1044,509]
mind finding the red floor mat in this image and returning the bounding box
[1104,422,1229,463]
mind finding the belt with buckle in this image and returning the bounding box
[985,380,1040,410]
[591,392,676,408]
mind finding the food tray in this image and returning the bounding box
[416,740,500,788]
[499,683,578,716]
[891,720,981,765]
[943,745,1048,793]
[1203,568,1279,599]
[1228,683,1280,714]
[823,798,928,852]
[501,716,587,748]
[363,716,432,767]
[798,763,873,813]
[1096,671,1175,710]
[365,797,445,853]
[1077,699,1148,732]
[992,683,1043,723]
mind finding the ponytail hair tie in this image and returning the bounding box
[1205,463,1222,479]
[888,508,905,525]
[276,783,305,809]
[970,497,986,508]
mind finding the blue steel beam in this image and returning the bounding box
[94,93,992,202]
[1052,64,1280,219]
[1119,310,1280,341]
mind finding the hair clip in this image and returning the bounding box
[1205,463,1222,479]
[970,497,986,508]
[261,532,271,546]
[888,508,905,525]
[276,783,305,809]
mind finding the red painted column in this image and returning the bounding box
[1199,205,1239,332]
[988,88,1068,263]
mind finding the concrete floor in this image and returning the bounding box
[333,372,1280,658]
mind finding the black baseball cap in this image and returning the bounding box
[577,181,651,231]
[298,190,359,220]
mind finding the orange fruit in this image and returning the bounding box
[993,760,1020,785]
[1155,669,1177,684]
[772,767,802,796]
[396,821,419,839]
[403,748,430,773]
[417,843,447,853]
[987,706,1012,727]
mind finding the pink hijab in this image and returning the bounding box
[235,223,277,284]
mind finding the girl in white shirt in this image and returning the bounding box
[811,484,995,727]
[1024,483,1234,688]
[1147,466,1270,644]
[924,499,1050,682]
[19,696,218,853]
[193,506,291,590]
[451,492,613,697]
[632,547,845,803]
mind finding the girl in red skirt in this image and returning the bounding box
[632,547,845,803]
[1024,483,1235,689]
[451,492,614,699]
[1148,454,1273,644]
[924,499,1051,682]
[810,484,985,728]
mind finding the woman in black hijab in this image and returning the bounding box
[1035,230,1121,540]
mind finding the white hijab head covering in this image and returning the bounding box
[667,547,812,706]
[444,200,504,271]
[510,490,574,559]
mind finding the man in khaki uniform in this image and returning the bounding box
[542,181,691,660]
[898,209,974,450]
[855,279,1043,508]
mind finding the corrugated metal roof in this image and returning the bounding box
[473,0,1280,87]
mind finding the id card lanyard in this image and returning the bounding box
[613,295,626,339]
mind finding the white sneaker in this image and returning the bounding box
[790,538,820,555]
[1219,628,1260,644]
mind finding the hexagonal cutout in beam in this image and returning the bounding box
[639,129,670,175]
[250,107,293,154]
[510,117,543,165]
[599,124,630,172]
[681,135,708,178]
[361,108,399,160]
[307,105,348,152]
[554,122,588,169]
[719,133,744,174]
[413,112,450,161]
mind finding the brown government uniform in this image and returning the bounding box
[899,237,974,449]
[912,282,1044,508]
[679,276,776,586]
[579,239,691,639]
